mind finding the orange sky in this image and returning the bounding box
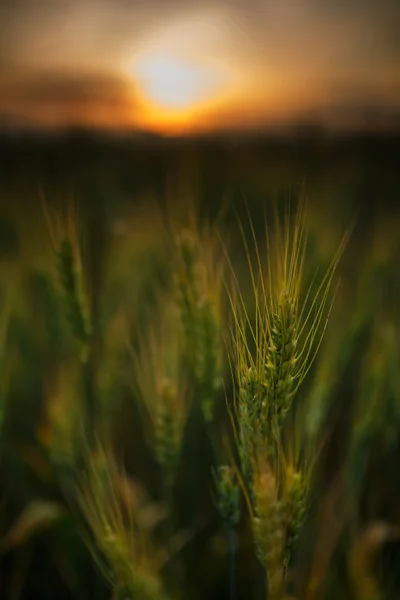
[0,1,399,135]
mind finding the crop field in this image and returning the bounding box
[0,133,400,600]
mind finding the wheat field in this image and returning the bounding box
[0,134,400,600]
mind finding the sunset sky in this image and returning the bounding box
[0,0,399,135]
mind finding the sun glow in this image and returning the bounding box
[123,9,242,133]
[129,52,236,135]
[134,54,224,110]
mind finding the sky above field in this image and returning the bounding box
[0,0,399,135]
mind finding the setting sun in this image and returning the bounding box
[1,2,398,134]
[123,9,242,133]
[133,54,224,110]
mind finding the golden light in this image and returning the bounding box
[123,9,243,133]
[129,50,235,134]
[134,54,224,110]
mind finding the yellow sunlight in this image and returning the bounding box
[134,54,224,110]
[130,52,232,134]
[124,9,241,134]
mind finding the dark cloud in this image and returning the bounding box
[0,71,139,129]
[2,72,136,109]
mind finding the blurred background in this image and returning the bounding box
[0,1,399,599]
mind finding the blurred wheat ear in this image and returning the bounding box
[40,191,96,449]
[41,195,91,359]
[76,443,169,600]
[130,293,192,494]
[173,222,225,424]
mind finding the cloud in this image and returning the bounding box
[3,72,134,106]
[0,71,138,129]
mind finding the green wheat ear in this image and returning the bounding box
[226,195,350,599]
[229,196,350,464]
